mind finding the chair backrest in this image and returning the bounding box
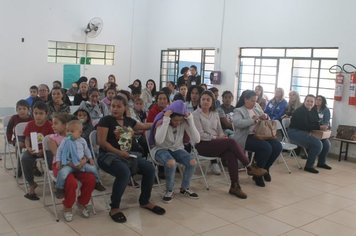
[14,122,29,157]
[144,130,162,166]
[69,105,80,114]
[280,118,292,143]
[281,118,291,129]
[89,130,98,159]
[3,115,12,128]
[42,135,52,169]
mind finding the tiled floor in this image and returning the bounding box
[1,151,356,236]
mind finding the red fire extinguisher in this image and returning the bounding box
[330,65,344,101]
[343,63,356,105]
[349,73,356,105]
[334,73,344,101]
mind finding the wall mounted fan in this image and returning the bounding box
[84,17,103,38]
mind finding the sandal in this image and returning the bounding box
[24,193,40,201]
[109,211,127,223]
[141,205,166,215]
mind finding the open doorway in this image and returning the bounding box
[160,48,215,88]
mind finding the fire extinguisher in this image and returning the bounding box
[330,65,344,101]
[343,64,356,105]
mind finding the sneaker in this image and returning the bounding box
[64,211,73,222]
[162,191,174,203]
[55,188,65,199]
[180,188,199,199]
[211,163,221,175]
[95,182,106,191]
[317,164,332,170]
[247,165,267,176]
[304,167,319,174]
[77,204,90,218]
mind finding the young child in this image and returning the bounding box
[133,98,147,123]
[74,109,94,145]
[22,101,54,200]
[25,85,38,107]
[6,100,32,146]
[55,120,105,199]
[101,87,117,111]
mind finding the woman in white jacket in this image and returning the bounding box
[149,100,200,203]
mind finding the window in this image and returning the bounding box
[48,41,115,65]
[238,47,339,117]
[160,48,216,88]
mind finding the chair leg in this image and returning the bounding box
[217,159,230,185]
[196,158,210,190]
[279,153,291,174]
[291,150,302,169]
[90,197,96,215]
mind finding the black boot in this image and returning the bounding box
[253,176,265,187]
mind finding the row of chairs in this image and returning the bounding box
[1,117,304,222]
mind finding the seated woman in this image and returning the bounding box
[283,90,301,118]
[255,85,268,110]
[47,87,70,119]
[141,79,157,111]
[79,88,109,125]
[264,87,287,120]
[193,90,266,198]
[73,82,89,105]
[218,90,235,136]
[232,90,282,187]
[146,91,170,122]
[97,95,165,223]
[150,100,200,203]
[185,85,204,113]
[315,95,331,128]
[288,94,331,173]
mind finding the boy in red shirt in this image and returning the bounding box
[22,101,54,200]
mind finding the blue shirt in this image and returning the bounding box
[264,99,287,120]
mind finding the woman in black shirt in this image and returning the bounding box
[288,94,331,174]
[97,95,165,223]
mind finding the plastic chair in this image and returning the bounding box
[190,144,229,190]
[14,122,29,192]
[42,136,59,222]
[278,119,303,172]
[2,115,16,174]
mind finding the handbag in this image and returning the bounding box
[336,125,356,140]
[254,120,277,140]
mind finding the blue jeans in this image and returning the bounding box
[55,164,100,189]
[97,152,155,208]
[155,149,196,191]
[245,135,282,169]
[288,128,330,168]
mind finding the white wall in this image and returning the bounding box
[2,0,356,156]
[0,0,148,107]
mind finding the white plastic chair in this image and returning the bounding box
[42,136,59,222]
[14,122,29,192]
[282,117,308,158]
[190,144,229,190]
[69,105,79,114]
[278,119,303,172]
[2,115,16,174]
